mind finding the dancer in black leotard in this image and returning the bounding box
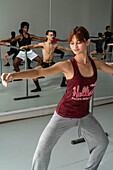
[12,22,45,73]
[89,32,106,60]
[13,29,32,69]
[1,22,45,72]
[104,25,113,57]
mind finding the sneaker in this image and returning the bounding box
[31,88,41,92]
[4,63,10,66]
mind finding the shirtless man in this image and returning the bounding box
[20,30,72,92]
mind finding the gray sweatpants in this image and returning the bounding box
[31,111,109,170]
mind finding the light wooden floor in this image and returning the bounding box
[0,103,113,170]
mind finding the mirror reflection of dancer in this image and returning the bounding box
[13,22,46,74]
[52,30,68,59]
[20,30,71,92]
[5,22,45,74]
[16,29,33,69]
[89,32,106,60]
[23,30,71,91]
[2,26,113,170]
[104,25,113,57]
[0,31,18,66]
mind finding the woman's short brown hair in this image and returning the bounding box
[68,26,90,44]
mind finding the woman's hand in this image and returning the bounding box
[1,73,14,87]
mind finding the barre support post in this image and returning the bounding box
[0,46,2,83]
[14,49,40,100]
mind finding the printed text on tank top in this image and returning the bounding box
[71,84,95,101]
[67,57,96,101]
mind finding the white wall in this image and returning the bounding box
[51,0,112,38]
[0,0,112,39]
[0,0,50,56]
[0,0,112,56]
[0,0,49,37]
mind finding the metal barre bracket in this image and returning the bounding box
[71,133,108,145]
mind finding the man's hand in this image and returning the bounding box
[6,43,10,46]
[20,45,28,49]
[108,43,113,46]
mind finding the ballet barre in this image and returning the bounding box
[0,44,24,51]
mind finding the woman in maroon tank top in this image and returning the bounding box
[2,26,113,170]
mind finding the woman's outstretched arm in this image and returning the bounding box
[1,61,69,87]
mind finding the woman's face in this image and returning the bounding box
[70,35,89,55]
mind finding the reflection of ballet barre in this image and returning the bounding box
[0,44,25,51]
[0,45,40,100]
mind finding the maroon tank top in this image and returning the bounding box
[56,57,97,118]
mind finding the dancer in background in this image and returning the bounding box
[89,32,106,60]
[104,25,113,57]
[0,22,45,72]
[52,30,68,59]
[20,29,71,92]
[16,29,32,69]
[2,26,112,170]
[0,31,18,66]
